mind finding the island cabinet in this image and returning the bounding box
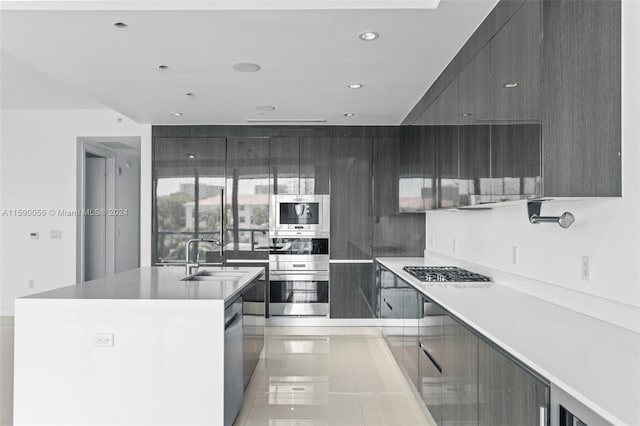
[377,263,550,426]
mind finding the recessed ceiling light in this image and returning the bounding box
[343,113,355,117]
[232,63,261,72]
[348,84,363,89]
[503,83,519,88]
[186,153,196,159]
[185,92,195,97]
[359,31,379,41]
[169,112,183,117]
[158,65,169,70]
[461,113,473,117]
[255,105,276,112]
[113,22,128,29]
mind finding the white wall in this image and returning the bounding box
[426,1,640,324]
[0,109,148,315]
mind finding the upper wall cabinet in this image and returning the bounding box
[407,0,621,202]
[270,137,331,195]
[490,0,541,122]
[542,0,621,197]
[458,45,492,206]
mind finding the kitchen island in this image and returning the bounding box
[13,266,264,426]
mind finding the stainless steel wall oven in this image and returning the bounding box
[268,237,329,317]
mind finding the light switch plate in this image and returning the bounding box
[581,256,592,282]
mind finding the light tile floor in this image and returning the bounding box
[0,322,433,426]
[234,327,435,426]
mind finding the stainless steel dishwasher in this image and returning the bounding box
[224,295,243,426]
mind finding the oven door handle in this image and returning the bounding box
[270,272,329,281]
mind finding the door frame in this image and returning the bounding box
[76,140,116,283]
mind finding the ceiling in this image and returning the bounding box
[0,0,499,125]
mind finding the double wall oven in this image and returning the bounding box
[269,195,330,317]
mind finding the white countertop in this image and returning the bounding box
[376,256,640,426]
[23,266,264,304]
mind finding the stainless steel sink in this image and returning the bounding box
[181,269,249,282]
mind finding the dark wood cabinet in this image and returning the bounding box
[269,136,330,195]
[329,137,373,260]
[269,137,300,195]
[152,137,227,265]
[479,339,549,426]
[459,44,492,206]
[542,0,621,197]
[380,265,404,366]
[403,286,422,391]
[407,0,621,202]
[398,127,427,213]
[441,314,478,425]
[329,263,375,319]
[418,296,445,425]
[490,124,541,202]
[490,0,541,122]
[377,263,550,426]
[300,137,331,195]
[225,137,270,261]
[373,136,400,217]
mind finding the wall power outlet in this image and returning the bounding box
[92,333,114,347]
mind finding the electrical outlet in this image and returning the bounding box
[50,230,62,239]
[28,279,35,289]
[511,246,519,265]
[581,256,592,282]
[452,238,457,252]
[29,232,39,240]
[92,333,114,347]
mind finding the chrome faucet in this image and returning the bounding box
[185,238,222,275]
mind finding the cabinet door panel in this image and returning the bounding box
[399,127,426,212]
[300,137,331,195]
[330,263,375,319]
[403,287,421,390]
[225,137,270,260]
[491,0,541,122]
[435,126,460,209]
[459,44,492,206]
[153,137,226,264]
[373,136,400,217]
[270,137,299,195]
[490,124,541,202]
[330,137,373,260]
[441,314,478,426]
[542,0,621,197]
[419,297,445,425]
[479,339,549,426]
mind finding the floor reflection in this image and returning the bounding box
[234,327,434,426]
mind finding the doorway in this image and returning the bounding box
[84,153,108,281]
[77,137,141,283]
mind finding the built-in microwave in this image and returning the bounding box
[269,194,330,237]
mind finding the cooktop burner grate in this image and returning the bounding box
[403,266,491,283]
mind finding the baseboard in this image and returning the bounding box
[266,317,382,327]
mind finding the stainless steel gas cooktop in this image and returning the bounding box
[403,266,491,283]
